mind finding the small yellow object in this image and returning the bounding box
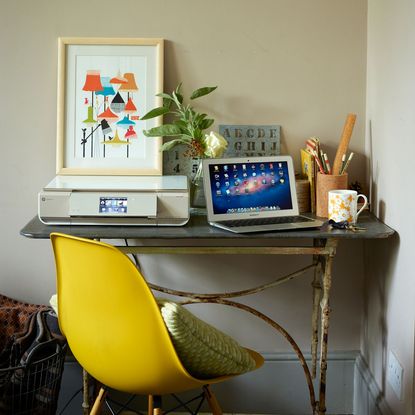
[203,131,228,158]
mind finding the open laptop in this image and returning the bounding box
[202,156,323,233]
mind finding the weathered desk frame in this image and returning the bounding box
[20,212,394,415]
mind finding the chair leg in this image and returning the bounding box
[203,385,223,415]
[153,395,162,415]
[90,387,107,415]
[148,395,154,414]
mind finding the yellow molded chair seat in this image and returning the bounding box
[50,233,263,414]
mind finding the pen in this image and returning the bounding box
[340,152,354,174]
[320,150,328,173]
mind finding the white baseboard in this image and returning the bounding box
[354,354,392,415]
[59,352,360,414]
[209,351,357,414]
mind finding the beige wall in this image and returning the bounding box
[1,0,367,355]
[365,0,415,413]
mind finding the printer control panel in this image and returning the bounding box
[99,197,128,214]
[69,192,157,217]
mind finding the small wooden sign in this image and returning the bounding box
[219,125,281,157]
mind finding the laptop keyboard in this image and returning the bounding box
[221,215,313,228]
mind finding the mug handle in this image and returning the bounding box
[356,194,368,220]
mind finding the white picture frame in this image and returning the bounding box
[56,37,164,175]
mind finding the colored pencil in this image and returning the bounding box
[323,153,331,175]
[312,149,325,174]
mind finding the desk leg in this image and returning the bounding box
[191,298,317,412]
[317,240,337,415]
[311,239,323,379]
[311,257,322,379]
[82,369,90,415]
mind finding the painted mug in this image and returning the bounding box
[328,190,368,224]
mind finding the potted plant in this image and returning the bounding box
[141,83,227,206]
[141,83,227,158]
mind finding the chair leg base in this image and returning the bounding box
[90,387,107,415]
[95,389,218,415]
[203,385,223,415]
[151,395,162,415]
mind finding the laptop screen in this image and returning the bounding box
[206,159,293,215]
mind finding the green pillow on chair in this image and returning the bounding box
[157,299,256,379]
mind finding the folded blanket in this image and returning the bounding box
[0,294,47,358]
[0,294,66,414]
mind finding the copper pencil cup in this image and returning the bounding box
[316,172,348,217]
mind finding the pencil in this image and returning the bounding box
[312,149,325,174]
[324,153,332,175]
[340,152,354,174]
[306,137,318,153]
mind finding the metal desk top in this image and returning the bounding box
[20,212,394,242]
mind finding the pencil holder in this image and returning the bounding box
[316,172,348,217]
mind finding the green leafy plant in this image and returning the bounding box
[141,83,218,158]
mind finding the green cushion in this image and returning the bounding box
[157,299,256,379]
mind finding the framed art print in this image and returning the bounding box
[56,38,164,175]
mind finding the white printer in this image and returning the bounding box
[38,175,189,226]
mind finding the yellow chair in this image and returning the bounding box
[50,233,263,414]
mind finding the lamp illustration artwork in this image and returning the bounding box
[117,72,139,157]
[102,129,129,147]
[82,70,103,157]
[80,69,141,159]
[95,77,115,157]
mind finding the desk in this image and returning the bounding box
[21,212,394,415]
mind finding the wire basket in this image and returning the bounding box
[0,344,66,415]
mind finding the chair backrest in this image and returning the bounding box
[50,233,206,395]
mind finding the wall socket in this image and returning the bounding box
[387,350,403,399]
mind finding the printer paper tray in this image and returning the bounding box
[40,216,189,226]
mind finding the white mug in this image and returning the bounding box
[328,190,368,224]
